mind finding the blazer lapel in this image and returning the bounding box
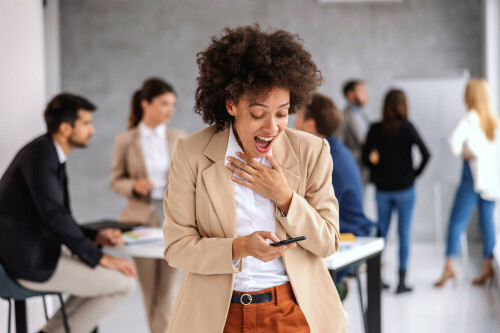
[273,130,300,195]
[131,128,148,178]
[201,128,237,238]
[272,130,301,240]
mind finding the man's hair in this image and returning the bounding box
[304,93,342,137]
[194,24,323,132]
[44,93,96,134]
[342,79,364,98]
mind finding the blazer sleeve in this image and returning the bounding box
[408,122,431,176]
[110,135,136,197]
[20,147,102,267]
[163,140,240,275]
[276,139,340,258]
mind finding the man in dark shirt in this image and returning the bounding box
[0,93,136,333]
[295,93,375,299]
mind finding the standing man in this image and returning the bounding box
[340,79,370,181]
[0,93,136,333]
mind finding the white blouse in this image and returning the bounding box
[448,110,500,200]
[226,125,289,292]
[138,122,169,200]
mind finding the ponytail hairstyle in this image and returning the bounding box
[127,89,143,129]
[127,77,176,129]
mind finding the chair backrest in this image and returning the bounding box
[0,262,52,300]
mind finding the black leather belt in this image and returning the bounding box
[231,292,273,305]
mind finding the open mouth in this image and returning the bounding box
[254,135,275,153]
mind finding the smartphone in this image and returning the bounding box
[270,236,306,247]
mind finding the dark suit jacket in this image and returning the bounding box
[0,134,103,282]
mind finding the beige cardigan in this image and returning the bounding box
[163,125,348,332]
[110,126,186,225]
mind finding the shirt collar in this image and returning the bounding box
[52,140,67,164]
[224,124,271,167]
[139,122,167,139]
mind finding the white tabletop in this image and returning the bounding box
[105,232,385,270]
[323,237,385,271]
[104,240,165,259]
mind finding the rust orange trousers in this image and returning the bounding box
[223,282,310,333]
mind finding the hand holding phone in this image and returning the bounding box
[270,236,306,247]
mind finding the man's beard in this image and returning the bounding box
[68,135,90,148]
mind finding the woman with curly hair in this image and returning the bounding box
[163,25,347,332]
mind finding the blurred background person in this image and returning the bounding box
[434,78,500,288]
[362,89,431,294]
[110,78,185,333]
[295,93,376,300]
[0,93,136,333]
[340,79,370,182]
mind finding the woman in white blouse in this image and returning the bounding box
[435,78,499,287]
[110,78,185,333]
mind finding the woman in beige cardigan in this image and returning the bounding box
[110,78,185,333]
[163,26,348,333]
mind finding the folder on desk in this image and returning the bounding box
[122,227,164,245]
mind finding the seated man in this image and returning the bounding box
[295,93,375,299]
[0,93,136,333]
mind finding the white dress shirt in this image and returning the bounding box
[138,122,169,200]
[226,125,289,292]
[53,140,67,164]
[449,110,500,200]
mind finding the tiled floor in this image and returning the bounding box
[342,242,500,333]
[2,242,499,332]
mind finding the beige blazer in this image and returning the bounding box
[110,126,186,225]
[163,126,348,333]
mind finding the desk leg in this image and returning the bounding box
[366,253,381,333]
[14,300,28,333]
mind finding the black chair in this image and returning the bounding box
[0,263,70,333]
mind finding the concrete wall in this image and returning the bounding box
[59,0,483,240]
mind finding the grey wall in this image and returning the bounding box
[59,0,483,239]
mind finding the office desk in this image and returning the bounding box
[105,234,384,333]
[325,237,385,333]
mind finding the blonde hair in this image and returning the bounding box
[465,78,499,141]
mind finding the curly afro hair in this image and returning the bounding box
[194,24,323,132]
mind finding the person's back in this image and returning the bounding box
[295,93,374,235]
[364,120,429,191]
[362,89,430,294]
[326,136,374,236]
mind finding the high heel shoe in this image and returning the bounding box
[434,268,456,287]
[472,271,494,286]
[472,259,495,286]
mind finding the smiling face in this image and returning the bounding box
[226,86,290,158]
